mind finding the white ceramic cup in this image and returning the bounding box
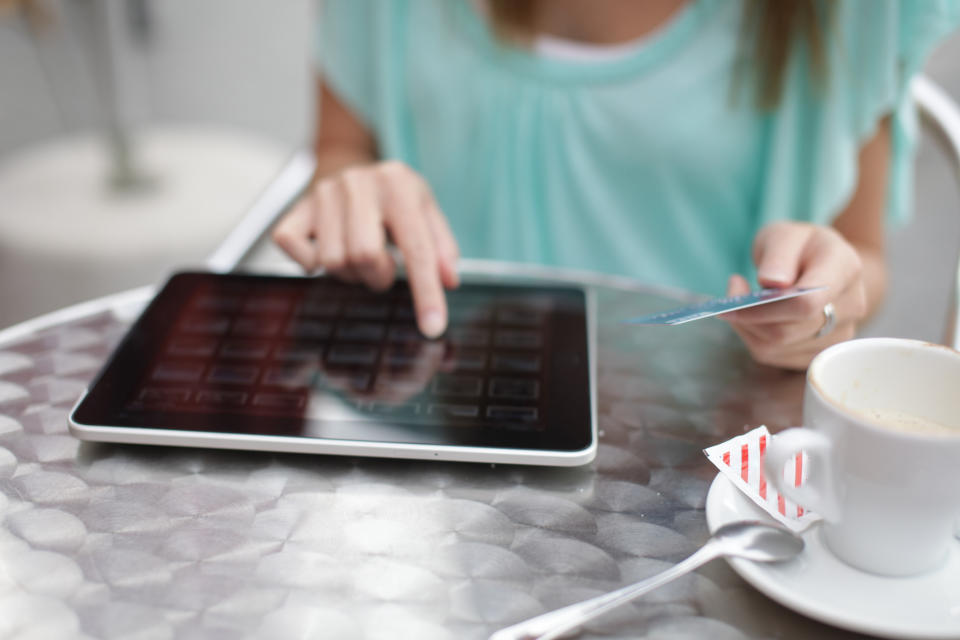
[764,338,960,576]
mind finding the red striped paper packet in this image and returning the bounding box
[704,425,822,532]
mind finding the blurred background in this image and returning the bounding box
[0,0,311,328]
[0,0,959,344]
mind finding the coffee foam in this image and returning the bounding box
[856,407,960,437]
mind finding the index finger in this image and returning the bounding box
[380,182,447,338]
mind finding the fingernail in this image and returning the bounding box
[421,311,445,338]
[758,270,791,286]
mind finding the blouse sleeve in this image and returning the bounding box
[315,0,401,136]
[755,0,960,232]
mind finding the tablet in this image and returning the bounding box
[69,271,597,466]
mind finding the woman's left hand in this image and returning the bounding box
[725,221,869,370]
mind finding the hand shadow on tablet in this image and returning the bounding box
[304,338,457,407]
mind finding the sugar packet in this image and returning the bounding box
[704,425,822,532]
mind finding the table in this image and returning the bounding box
[0,268,870,640]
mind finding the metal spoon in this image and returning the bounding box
[489,520,804,640]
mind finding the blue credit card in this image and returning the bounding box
[623,286,826,326]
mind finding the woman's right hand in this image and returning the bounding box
[272,161,460,338]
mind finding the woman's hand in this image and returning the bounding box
[725,221,869,370]
[272,161,460,338]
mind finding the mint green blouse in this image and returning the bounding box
[316,0,959,295]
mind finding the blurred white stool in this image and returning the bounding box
[0,125,289,328]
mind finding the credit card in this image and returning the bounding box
[623,286,826,326]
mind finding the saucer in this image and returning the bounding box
[705,474,960,639]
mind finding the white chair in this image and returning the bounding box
[912,76,960,350]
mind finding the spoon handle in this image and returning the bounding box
[488,544,721,640]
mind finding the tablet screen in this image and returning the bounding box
[71,272,593,458]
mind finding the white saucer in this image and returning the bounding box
[705,473,960,639]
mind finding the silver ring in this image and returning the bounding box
[815,302,836,339]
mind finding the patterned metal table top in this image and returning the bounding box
[0,283,869,640]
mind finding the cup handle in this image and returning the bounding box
[763,427,839,521]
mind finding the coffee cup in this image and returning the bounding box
[763,337,960,576]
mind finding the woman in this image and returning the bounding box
[272,0,959,369]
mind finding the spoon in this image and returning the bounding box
[489,520,804,640]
